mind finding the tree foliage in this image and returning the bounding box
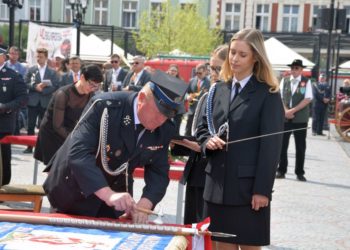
[135,0,222,58]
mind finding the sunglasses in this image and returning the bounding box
[196,71,203,76]
[210,66,221,73]
[111,60,119,64]
[130,62,140,65]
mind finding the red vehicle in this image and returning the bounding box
[145,55,209,82]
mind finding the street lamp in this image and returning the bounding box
[2,0,23,47]
[69,0,88,56]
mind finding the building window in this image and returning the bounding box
[29,0,41,21]
[150,2,163,27]
[0,3,9,19]
[255,4,269,32]
[64,0,73,23]
[224,3,241,30]
[312,5,326,29]
[94,0,108,25]
[282,5,299,32]
[122,1,137,29]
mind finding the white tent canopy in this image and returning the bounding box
[339,60,350,69]
[70,30,134,64]
[264,37,315,71]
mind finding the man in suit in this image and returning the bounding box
[312,73,331,136]
[60,56,82,87]
[277,59,313,182]
[43,70,189,223]
[103,54,128,92]
[0,48,28,184]
[122,55,151,92]
[23,48,59,153]
[185,63,210,136]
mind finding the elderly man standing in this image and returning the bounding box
[43,70,189,223]
[122,55,151,92]
[277,59,313,182]
[0,48,27,184]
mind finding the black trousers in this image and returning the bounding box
[184,185,204,224]
[185,114,194,136]
[278,122,308,176]
[0,133,11,185]
[312,105,327,134]
[27,105,46,135]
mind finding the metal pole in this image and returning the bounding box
[9,5,15,47]
[326,0,335,82]
[76,24,80,56]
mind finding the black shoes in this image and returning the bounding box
[297,175,307,182]
[276,172,285,179]
[317,133,326,136]
[23,147,33,154]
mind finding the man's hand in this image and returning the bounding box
[171,139,200,152]
[130,198,153,224]
[95,187,135,214]
[35,83,46,92]
[285,109,295,119]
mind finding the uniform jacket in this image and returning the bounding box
[43,91,175,216]
[312,81,331,109]
[25,65,59,108]
[0,66,28,133]
[103,68,128,92]
[196,76,284,205]
[122,70,151,92]
[187,76,210,114]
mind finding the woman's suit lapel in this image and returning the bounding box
[229,76,257,113]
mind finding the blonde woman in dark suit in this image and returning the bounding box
[196,28,284,249]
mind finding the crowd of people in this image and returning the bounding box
[1,27,350,249]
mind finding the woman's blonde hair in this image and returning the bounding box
[221,28,279,92]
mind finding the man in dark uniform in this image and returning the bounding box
[43,70,189,224]
[0,48,28,185]
[312,73,331,136]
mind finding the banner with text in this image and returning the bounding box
[26,22,73,66]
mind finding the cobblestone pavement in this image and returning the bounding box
[1,124,350,250]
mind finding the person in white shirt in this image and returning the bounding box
[103,54,128,92]
[277,59,313,182]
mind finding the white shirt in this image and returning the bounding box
[230,74,252,101]
[38,64,47,81]
[112,68,121,84]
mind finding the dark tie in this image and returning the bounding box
[232,82,241,102]
[135,124,144,143]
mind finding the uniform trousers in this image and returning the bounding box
[278,122,308,176]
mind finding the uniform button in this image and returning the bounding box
[65,176,69,180]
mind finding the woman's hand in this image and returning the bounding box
[251,194,269,211]
[205,135,226,150]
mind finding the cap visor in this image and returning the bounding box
[154,97,176,119]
